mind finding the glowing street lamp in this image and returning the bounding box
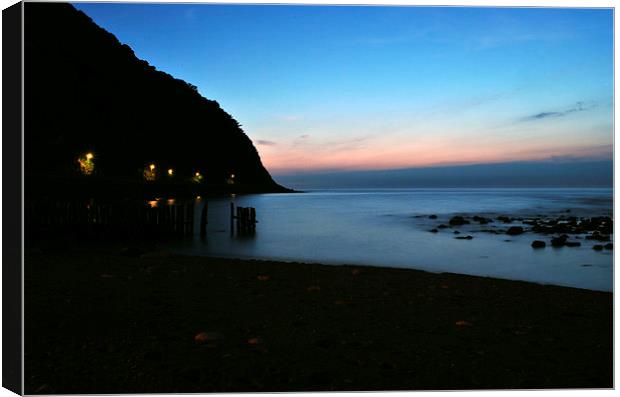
[144,163,157,181]
[78,152,95,175]
[227,173,236,185]
[168,168,174,176]
[192,171,204,183]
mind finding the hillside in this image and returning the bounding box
[24,2,288,194]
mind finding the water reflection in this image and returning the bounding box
[165,188,613,292]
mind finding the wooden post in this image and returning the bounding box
[200,202,208,236]
[176,204,185,235]
[236,207,242,234]
[186,201,194,236]
[250,207,256,231]
[230,202,235,234]
[164,204,171,233]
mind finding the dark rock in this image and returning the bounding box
[551,235,568,247]
[472,215,491,224]
[429,214,437,219]
[429,229,438,233]
[531,240,546,249]
[581,217,613,234]
[506,226,524,236]
[449,216,470,226]
[585,233,610,242]
[593,245,604,251]
[497,216,511,223]
[455,235,473,240]
[437,224,448,229]
[453,230,460,234]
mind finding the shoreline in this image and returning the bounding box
[170,251,614,293]
[25,245,613,393]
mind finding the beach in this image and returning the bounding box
[25,243,613,393]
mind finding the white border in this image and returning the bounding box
[0,1,616,397]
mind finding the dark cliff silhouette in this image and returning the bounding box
[25,2,289,195]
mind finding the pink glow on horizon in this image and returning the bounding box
[257,140,612,175]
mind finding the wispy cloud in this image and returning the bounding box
[256,139,277,146]
[545,144,613,162]
[424,90,513,118]
[521,101,597,122]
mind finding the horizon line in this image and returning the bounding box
[271,157,613,176]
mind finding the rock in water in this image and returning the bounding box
[531,240,546,249]
[551,235,568,247]
[449,216,469,226]
[473,215,491,224]
[506,226,524,236]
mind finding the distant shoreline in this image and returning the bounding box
[273,159,613,190]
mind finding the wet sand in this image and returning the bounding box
[25,245,612,393]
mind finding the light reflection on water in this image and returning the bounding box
[167,188,613,291]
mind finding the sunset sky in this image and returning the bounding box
[73,3,613,175]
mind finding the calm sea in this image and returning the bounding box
[169,188,613,291]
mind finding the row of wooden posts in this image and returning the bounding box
[26,199,257,238]
[230,203,257,235]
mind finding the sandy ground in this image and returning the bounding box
[24,244,612,393]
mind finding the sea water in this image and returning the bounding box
[169,188,613,291]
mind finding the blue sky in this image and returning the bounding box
[73,3,613,174]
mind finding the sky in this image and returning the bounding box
[73,3,613,176]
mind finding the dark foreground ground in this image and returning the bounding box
[25,244,613,393]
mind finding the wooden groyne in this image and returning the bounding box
[26,198,258,241]
[25,199,196,240]
[230,203,257,236]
